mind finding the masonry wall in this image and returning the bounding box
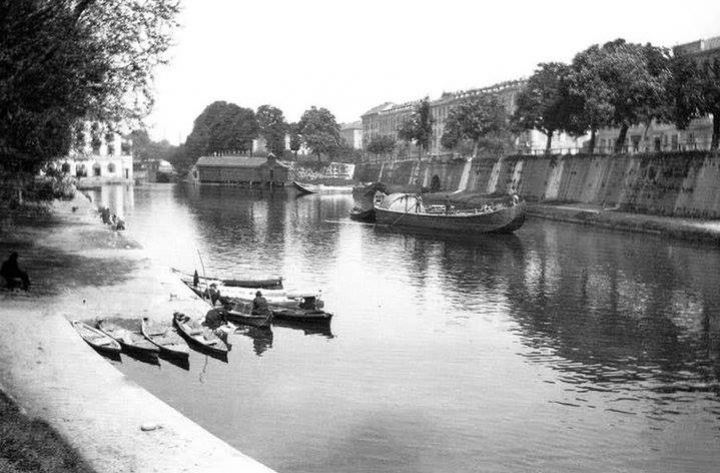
[357,151,720,218]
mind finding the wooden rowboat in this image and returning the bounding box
[172,267,283,290]
[293,181,316,194]
[271,307,333,324]
[223,301,273,328]
[349,206,376,222]
[375,193,526,235]
[97,318,160,357]
[173,312,230,357]
[141,318,190,359]
[72,320,122,355]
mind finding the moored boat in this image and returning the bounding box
[173,312,230,356]
[141,318,190,359]
[172,268,283,289]
[271,307,333,323]
[71,320,122,355]
[97,318,160,357]
[293,181,355,194]
[293,181,316,194]
[222,300,273,328]
[349,206,376,222]
[374,193,526,234]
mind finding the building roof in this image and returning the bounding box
[361,102,396,118]
[195,155,287,168]
[341,121,363,130]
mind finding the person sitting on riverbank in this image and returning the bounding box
[1,252,30,291]
[252,291,270,315]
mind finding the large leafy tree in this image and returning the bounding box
[288,122,302,159]
[441,93,512,157]
[186,101,258,159]
[668,55,720,150]
[296,106,342,161]
[570,39,671,153]
[513,62,581,153]
[366,135,396,156]
[256,105,288,157]
[397,97,434,157]
[0,0,179,174]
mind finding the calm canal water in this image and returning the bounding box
[93,183,720,473]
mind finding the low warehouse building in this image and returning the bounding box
[192,154,289,186]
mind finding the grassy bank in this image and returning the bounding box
[0,391,95,473]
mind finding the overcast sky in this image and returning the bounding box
[146,0,720,144]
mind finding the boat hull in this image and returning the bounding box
[271,308,333,324]
[72,321,122,355]
[173,312,230,357]
[141,319,190,359]
[349,207,376,222]
[375,202,526,234]
[97,319,160,357]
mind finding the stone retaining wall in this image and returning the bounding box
[357,151,720,218]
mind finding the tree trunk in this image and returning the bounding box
[614,124,629,154]
[588,129,596,154]
[712,113,719,151]
[472,141,479,158]
[545,132,553,154]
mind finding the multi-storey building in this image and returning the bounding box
[340,121,364,150]
[361,79,585,159]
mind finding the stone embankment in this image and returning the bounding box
[356,151,720,243]
[0,193,275,473]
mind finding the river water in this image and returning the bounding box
[93,183,720,473]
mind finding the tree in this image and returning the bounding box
[366,135,396,156]
[288,122,302,159]
[256,105,288,157]
[397,97,434,157]
[668,55,720,151]
[0,0,179,174]
[513,63,581,153]
[570,39,671,153]
[441,94,512,157]
[296,107,342,161]
[185,101,258,160]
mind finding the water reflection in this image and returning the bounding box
[234,326,274,357]
[101,184,720,472]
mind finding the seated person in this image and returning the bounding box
[252,291,270,315]
[1,252,30,291]
[203,308,227,329]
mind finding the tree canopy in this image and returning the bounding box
[296,107,342,160]
[256,105,288,157]
[668,55,720,150]
[570,39,671,153]
[397,97,434,155]
[185,101,258,160]
[366,135,397,156]
[441,93,512,157]
[512,63,582,153]
[0,0,179,173]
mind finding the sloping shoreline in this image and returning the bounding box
[0,194,275,473]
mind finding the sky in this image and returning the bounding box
[146,0,720,144]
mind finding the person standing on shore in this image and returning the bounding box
[1,252,30,291]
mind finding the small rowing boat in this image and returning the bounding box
[173,312,230,356]
[223,301,273,328]
[172,268,283,290]
[271,307,333,324]
[97,318,160,357]
[72,320,121,355]
[293,181,355,195]
[141,318,190,359]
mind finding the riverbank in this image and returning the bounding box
[0,193,274,472]
[528,202,720,244]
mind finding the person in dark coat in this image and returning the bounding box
[252,291,270,315]
[0,252,30,291]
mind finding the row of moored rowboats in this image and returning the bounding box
[71,268,334,361]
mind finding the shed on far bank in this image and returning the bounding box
[192,154,289,186]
